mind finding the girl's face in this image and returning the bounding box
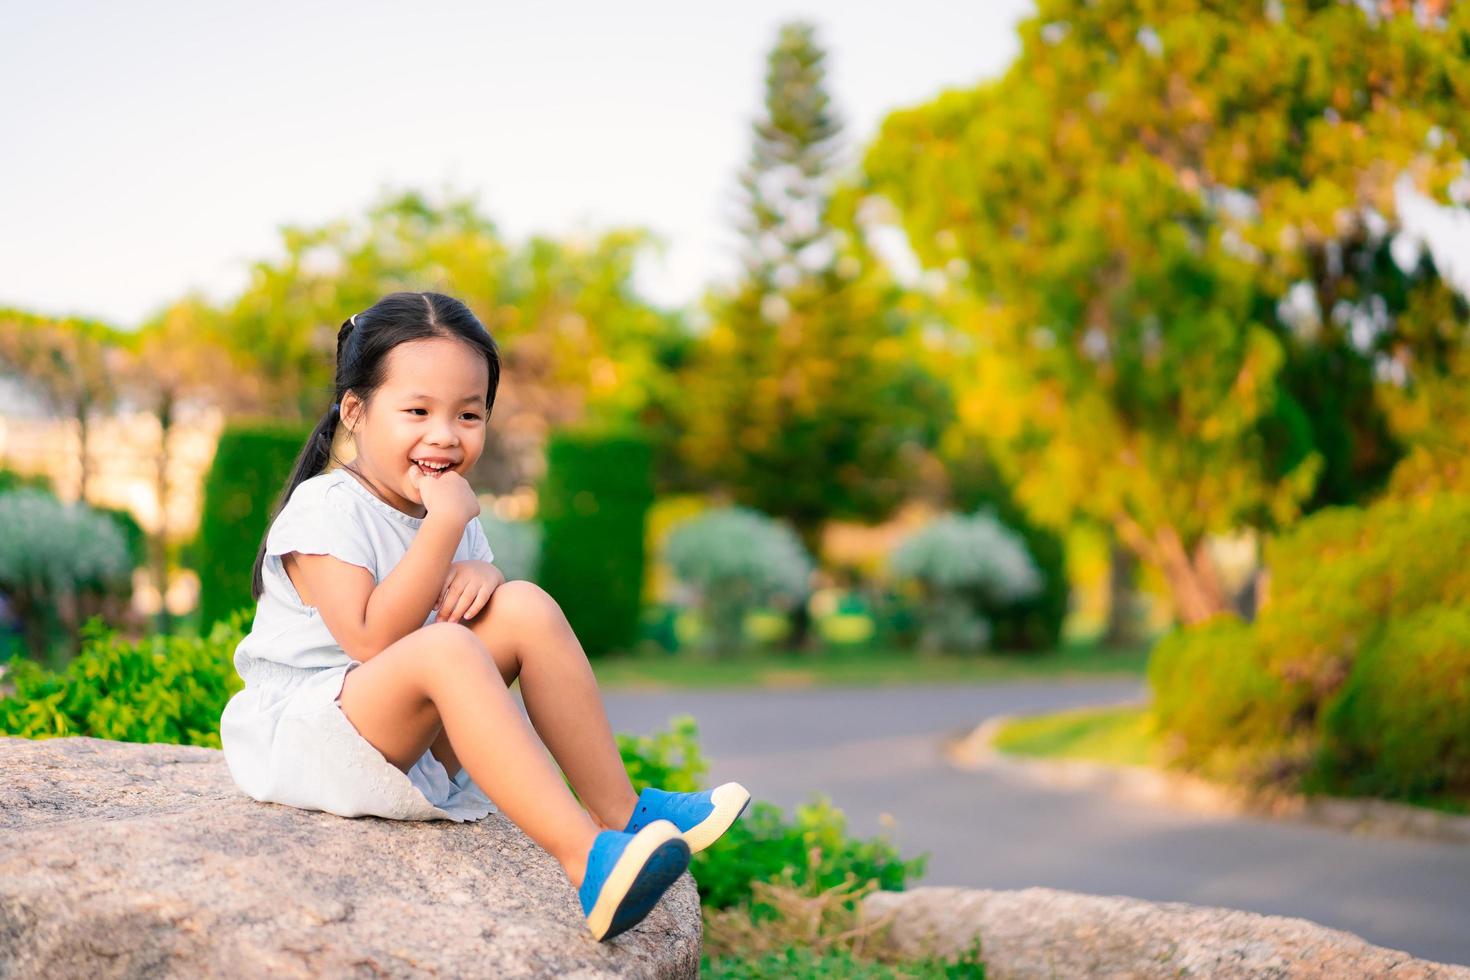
[339,336,490,519]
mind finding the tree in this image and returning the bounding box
[218,188,686,492]
[0,310,128,502]
[861,0,1470,622]
[113,296,253,634]
[679,21,950,553]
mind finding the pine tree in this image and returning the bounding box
[679,21,949,557]
[734,21,845,294]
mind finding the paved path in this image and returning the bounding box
[597,681,1470,967]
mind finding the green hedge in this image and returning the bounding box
[0,468,55,495]
[1149,493,1470,797]
[537,427,653,656]
[193,421,313,629]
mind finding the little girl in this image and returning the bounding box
[219,291,750,942]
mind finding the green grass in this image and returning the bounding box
[991,703,1155,767]
[590,642,1149,690]
[992,706,1470,819]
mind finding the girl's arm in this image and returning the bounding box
[283,509,464,663]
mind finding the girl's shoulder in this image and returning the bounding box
[271,471,368,531]
[263,470,379,574]
[286,469,351,506]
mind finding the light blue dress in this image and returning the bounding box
[220,467,498,822]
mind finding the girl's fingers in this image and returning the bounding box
[463,583,494,622]
[445,582,480,624]
[438,577,468,622]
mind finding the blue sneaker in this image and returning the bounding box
[622,782,751,854]
[578,821,690,942]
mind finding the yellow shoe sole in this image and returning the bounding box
[682,781,752,854]
[585,820,689,942]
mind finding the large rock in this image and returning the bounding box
[0,736,701,979]
[862,886,1469,979]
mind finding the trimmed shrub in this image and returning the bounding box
[948,453,1068,650]
[0,610,248,747]
[476,511,542,584]
[890,511,1043,654]
[537,427,654,656]
[664,507,814,654]
[0,489,134,664]
[93,503,149,571]
[1317,605,1470,801]
[193,421,313,629]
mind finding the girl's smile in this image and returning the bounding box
[339,336,490,518]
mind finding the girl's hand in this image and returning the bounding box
[409,466,481,525]
[434,560,505,624]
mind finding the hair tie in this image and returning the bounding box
[349,314,359,328]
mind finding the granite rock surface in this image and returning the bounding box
[0,736,700,979]
[862,885,1469,979]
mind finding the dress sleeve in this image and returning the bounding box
[468,516,496,564]
[264,491,377,578]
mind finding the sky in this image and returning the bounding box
[1,1,1032,329]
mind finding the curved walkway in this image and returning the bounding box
[599,681,1470,968]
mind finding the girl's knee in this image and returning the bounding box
[420,621,500,676]
[493,580,564,626]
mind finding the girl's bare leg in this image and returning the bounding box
[431,580,640,834]
[336,621,600,886]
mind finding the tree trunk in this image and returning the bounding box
[1113,513,1230,627]
[75,408,91,503]
[152,396,175,636]
[787,517,824,652]
[1102,538,1139,647]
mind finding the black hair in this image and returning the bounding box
[249,291,501,601]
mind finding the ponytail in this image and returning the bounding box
[247,318,356,601]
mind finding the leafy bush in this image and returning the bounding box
[1147,616,1297,783]
[616,713,707,795]
[476,511,542,584]
[1150,493,1470,797]
[614,713,926,914]
[1317,605,1470,801]
[0,611,248,747]
[0,489,135,664]
[665,506,814,654]
[890,511,1043,654]
[695,796,927,915]
[537,427,654,656]
[194,421,313,629]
